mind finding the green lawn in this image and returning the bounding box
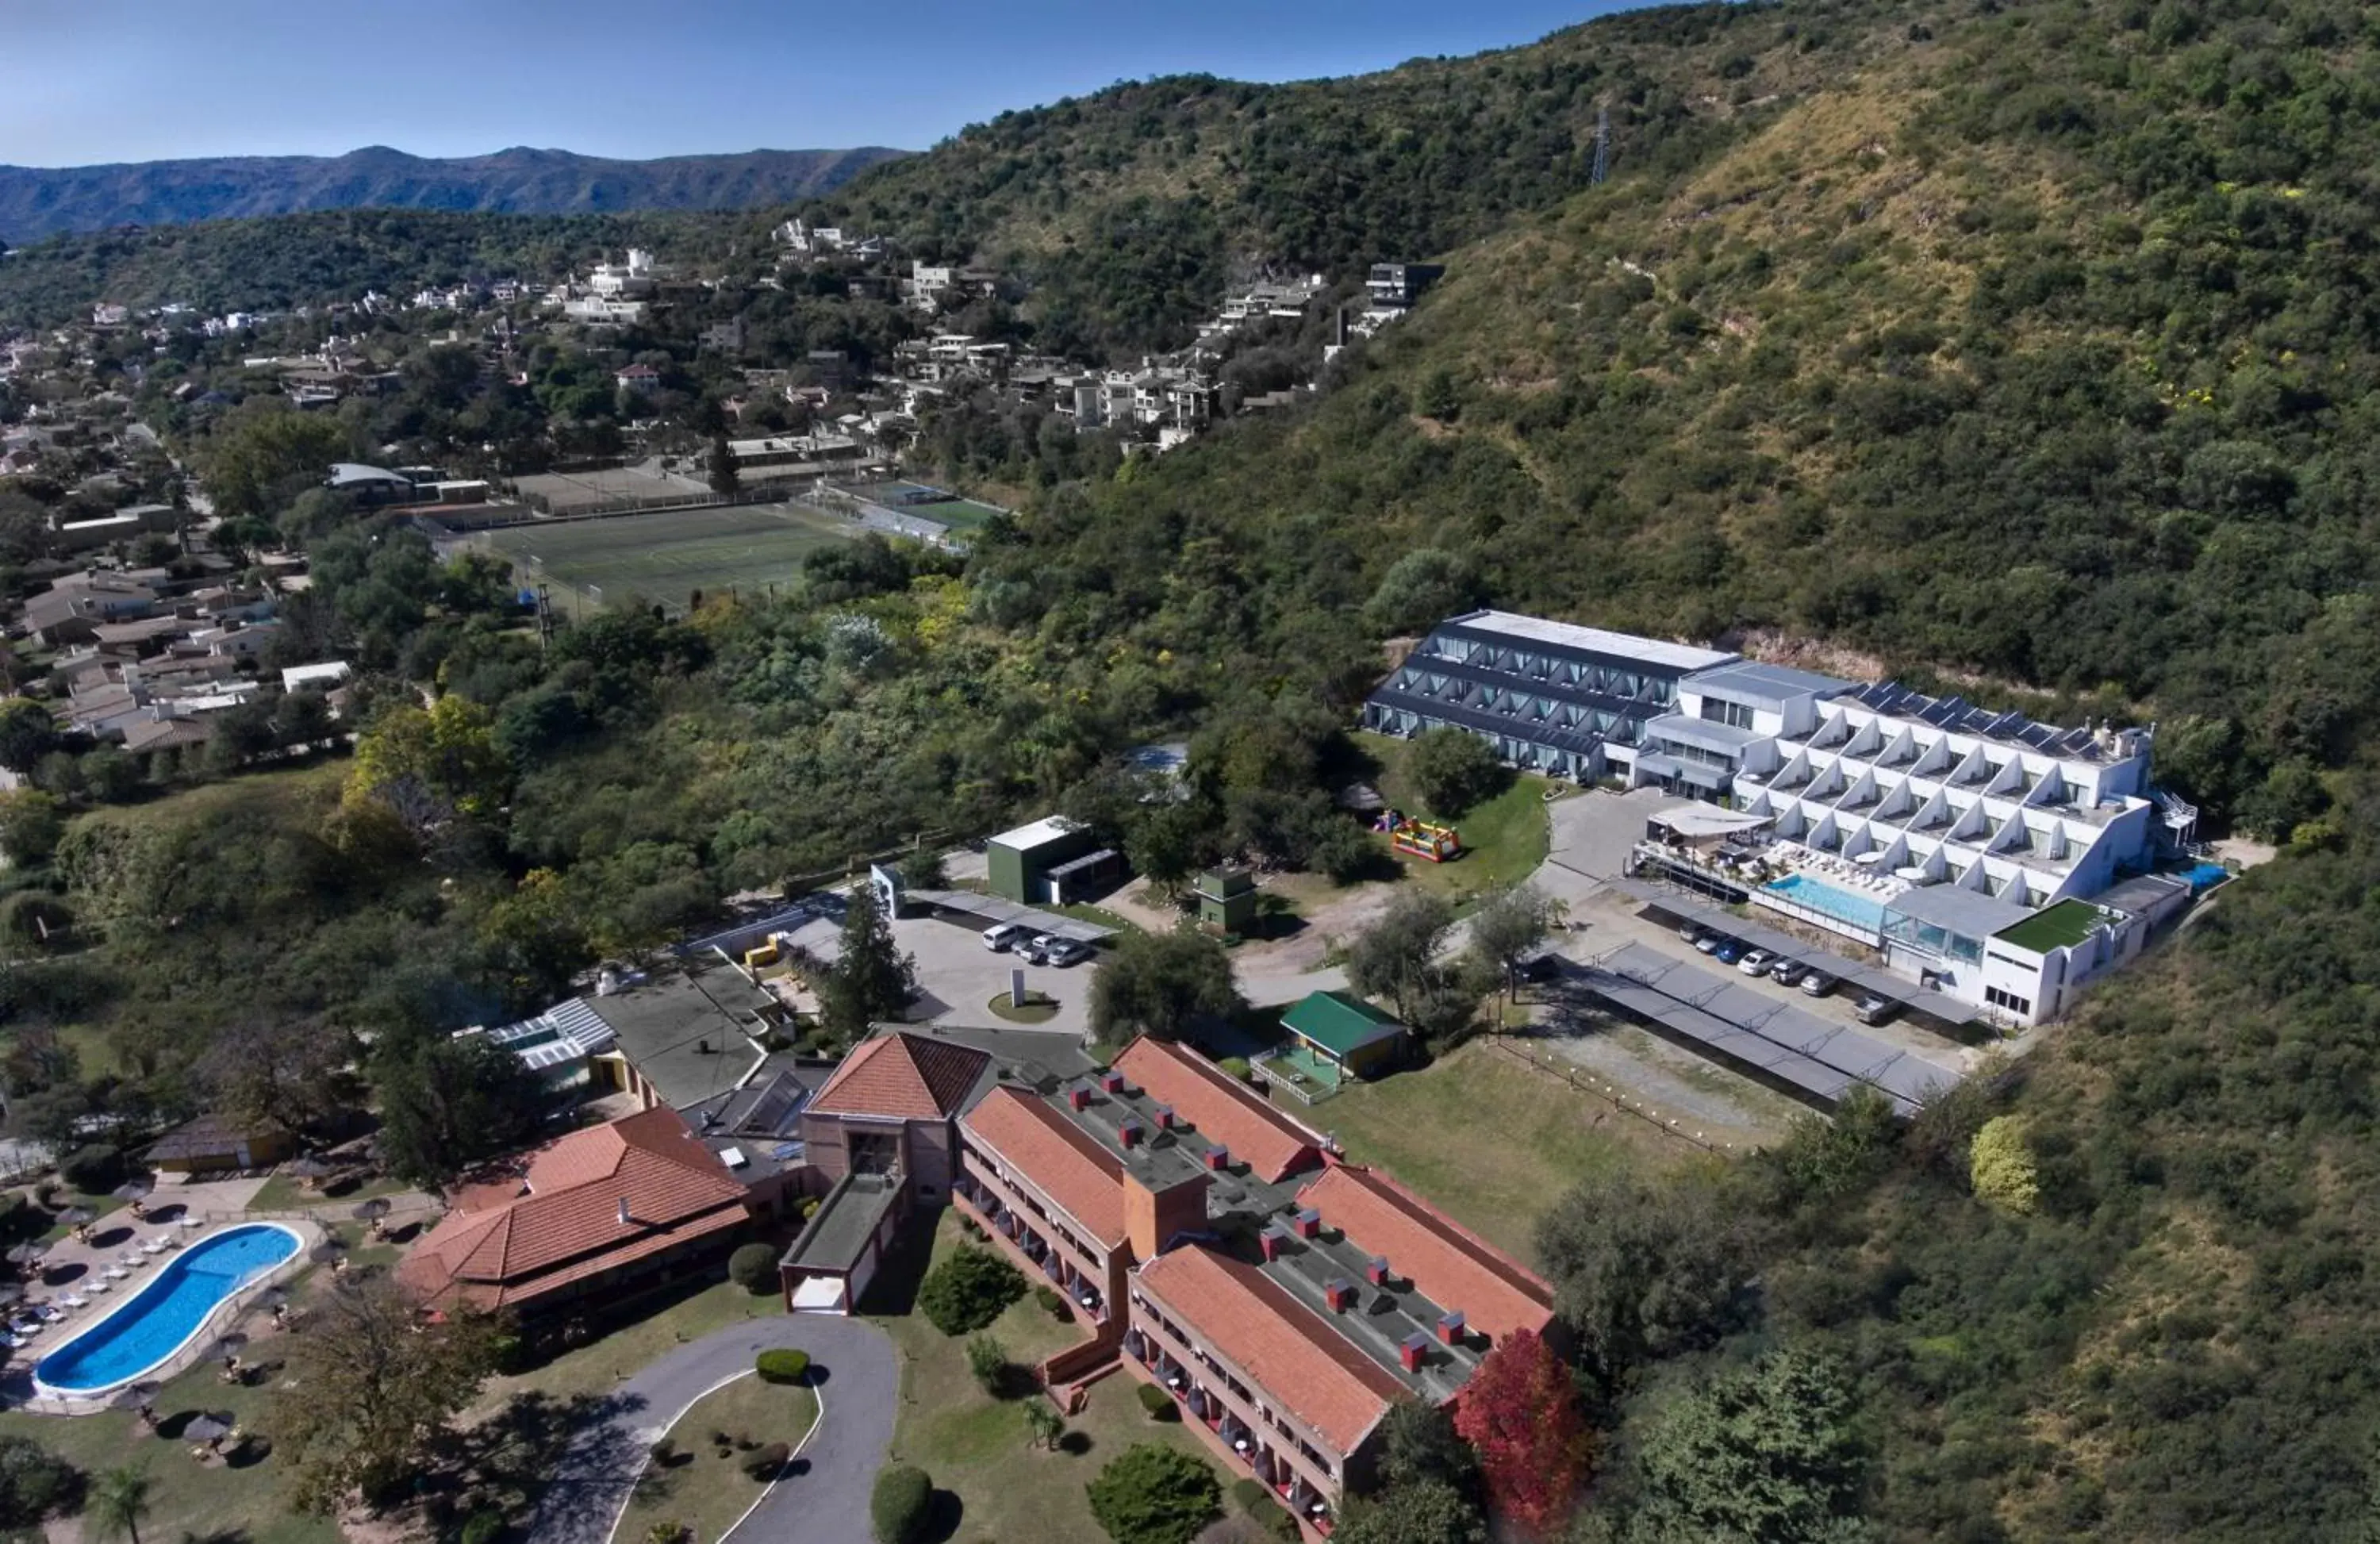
[482,503,858,613]
[245,1171,413,1216]
[1296,1040,1670,1260]
[475,1279,785,1414]
[1355,732,1554,906]
[616,1373,819,1544]
[872,1212,1220,1544]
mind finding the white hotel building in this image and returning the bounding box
[1368,613,2204,1027]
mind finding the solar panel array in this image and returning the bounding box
[1579,943,1949,1116]
[1848,682,2103,760]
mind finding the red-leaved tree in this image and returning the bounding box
[1451,1328,1591,1539]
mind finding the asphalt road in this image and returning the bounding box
[530,1314,896,1544]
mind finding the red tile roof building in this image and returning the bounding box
[1294,1163,1556,1346]
[1111,1036,1328,1182]
[808,1031,988,1121]
[397,1107,750,1313]
[959,1086,1128,1250]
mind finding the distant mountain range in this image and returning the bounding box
[0,144,911,243]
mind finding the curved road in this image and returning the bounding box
[531,1315,897,1544]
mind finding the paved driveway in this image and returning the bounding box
[530,1315,896,1544]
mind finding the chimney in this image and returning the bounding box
[1068,1085,1091,1111]
[1399,1332,1429,1372]
[1119,1119,1144,1149]
[1437,1310,1465,1346]
[1259,1228,1287,1262]
[1323,1278,1357,1312]
[1203,1144,1230,1171]
[1154,1105,1176,1130]
[1365,1255,1391,1287]
[1100,1070,1127,1095]
[1292,1208,1321,1240]
[616,1197,631,1227]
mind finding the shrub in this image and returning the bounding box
[729,1242,780,1294]
[1135,1382,1177,1419]
[1217,1056,1251,1082]
[643,1524,689,1544]
[647,1437,674,1465]
[870,1463,933,1544]
[1246,1495,1297,1541]
[58,1145,126,1194]
[1228,1477,1267,1511]
[459,1510,505,1544]
[965,1333,1012,1395]
[1086,1443,1220,1544]
[1035,1285,1064,1314]
[742,1441,791,1480]
[0,1435,81,1529]
[1970,1116,2040,1215]
[756,1348,812,1385]
[917,1244,1027,1335]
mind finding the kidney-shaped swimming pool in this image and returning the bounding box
[35,1223,301,1396]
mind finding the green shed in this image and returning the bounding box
[986,815,1097,904]
[1279,990,1407,1081]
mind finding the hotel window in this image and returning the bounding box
[1984,986,2033,1016]
[1699,697,1754,730]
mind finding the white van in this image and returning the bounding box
[982,922,1030,952]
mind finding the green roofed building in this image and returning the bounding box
[1280,990,1407,1081]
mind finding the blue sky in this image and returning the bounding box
[0,0,1644,167]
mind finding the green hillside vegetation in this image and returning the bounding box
[8,0,2380,1539]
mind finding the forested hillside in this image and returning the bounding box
[8,2,2380,1539]
[0,144,904,244]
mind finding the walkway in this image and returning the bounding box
[529,1315,897,1544]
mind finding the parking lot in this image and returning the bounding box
[891,911,1097,1040]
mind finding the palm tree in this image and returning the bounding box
[87,1465,153,1544]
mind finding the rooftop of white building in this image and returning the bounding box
[1444,610,1737,674]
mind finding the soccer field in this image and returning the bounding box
[480,503,858,612]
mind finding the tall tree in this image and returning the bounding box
[1344,890,1476,1044]
[198,1016,354,1137]
[1630,1349,1870,1544]
[1452,1329,1590,1541]
[1466,882,1560,1004]
[819,886,919,1040]
[279,1275,505,1512]
[372,1031,558,1188]
[1088,926,1243,1045]
[1334,1479,1489,1544]
[1534,1170,1761,1394]
[85,1465,152,1544]
[0,701,59,777]
[707,434,740,497]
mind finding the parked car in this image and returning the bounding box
[1768,958,1808,987]
[1800,970,1840,998]
[1042,937,1091,967]
[1678,922,1705,947]
[982,922,1029,952]
[1012,935,1051,965]
[1694,931,1726,954]
[1713,940,1745,965]
[1853,993,1902,1026]
[1737,948,1774,976]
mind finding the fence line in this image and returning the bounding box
[1483,1035,1743,1154]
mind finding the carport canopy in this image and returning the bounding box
[904,888,1116,944]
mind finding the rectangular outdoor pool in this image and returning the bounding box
[1761,873,1890,934]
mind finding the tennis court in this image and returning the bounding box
[481,502,859,613]
[840,479,1009,532]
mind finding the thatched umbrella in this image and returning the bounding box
[308,1239,345,1264]
[55,1206,96,1227]
[111,1180,153,1203]
[5,1242,49,1268]
[109,1381,160,1414]
[0,1282,25,1308]
[183,1413,233,1445]
[255,1285,290,1310]
[283,1155,334,1192]
[352,1196,392,1223]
